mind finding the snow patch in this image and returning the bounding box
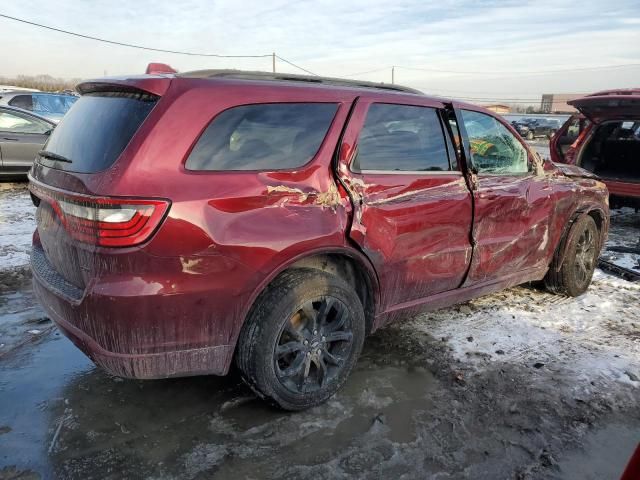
[402,270,640,389]
[0,183,35,270]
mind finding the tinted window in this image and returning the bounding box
[0,110,50,134]
[8,94,33,110]
[186,103,338,171]
[353,104,450,172]
[40,92,157,173]
[461,110,529,175]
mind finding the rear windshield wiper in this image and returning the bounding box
[38,150,73,163]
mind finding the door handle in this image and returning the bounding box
[2,137,19,141]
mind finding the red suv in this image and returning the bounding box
[29,69,608,410]
[551,88,640,208]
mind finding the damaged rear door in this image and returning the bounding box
[456,108,554,285]
[337,98,473,311]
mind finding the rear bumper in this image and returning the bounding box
[35,283,233,379]
[30,245,251,379]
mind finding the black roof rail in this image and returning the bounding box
[177,69,423,95]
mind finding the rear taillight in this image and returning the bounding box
[30,182,169,247]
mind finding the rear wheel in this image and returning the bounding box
[544,215,599,296]
[235,268,365,410]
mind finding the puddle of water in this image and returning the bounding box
[0,333,91,477]
[0,332,440,479]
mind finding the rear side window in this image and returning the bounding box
[40,92,157,173]
[9,94,33,111]
[186,103,338,171]
[352,103,451,172]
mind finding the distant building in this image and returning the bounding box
[540,93,582,113]
[484,104,510,114]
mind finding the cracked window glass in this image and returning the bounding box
[461,110,529,175]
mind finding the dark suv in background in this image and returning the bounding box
[512,118,560,140]
[29,67,608,410]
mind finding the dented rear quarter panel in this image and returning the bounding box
[30,79,365,377]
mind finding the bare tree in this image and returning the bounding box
[0,74,82,92]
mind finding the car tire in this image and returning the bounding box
[527,131,534,140]
[544,215,599,297]
[235,268,366,411]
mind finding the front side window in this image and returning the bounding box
[186,103,338,171]
[0,110,50,134]
[353,103,451,172]
[461,110,529,175]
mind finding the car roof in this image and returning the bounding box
[78,69,490,115]
[0,104,56,124]
[585,88,640,98]
[177,69,423,95]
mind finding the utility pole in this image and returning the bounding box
[272,52,276,73]
[391,66,395,84]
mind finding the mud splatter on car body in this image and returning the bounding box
[27,71,608,385]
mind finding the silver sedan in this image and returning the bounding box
[0,106,55,177]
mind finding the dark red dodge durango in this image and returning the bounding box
[29,68,609,410]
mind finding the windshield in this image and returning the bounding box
[32,94,77,117]
[39,91,157,173]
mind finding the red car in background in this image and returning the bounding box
[29,68,608,410]
[551,89,640,208]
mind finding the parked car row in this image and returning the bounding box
[0,91,76,177]
[28,66,609,410]
[0,91,77,123]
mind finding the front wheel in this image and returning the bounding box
[544,215,599,296]
[527,131,534,140]
[235,268,365,410]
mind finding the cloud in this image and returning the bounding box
[1,0,638,98]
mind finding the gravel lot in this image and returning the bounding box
[0,175,638,479]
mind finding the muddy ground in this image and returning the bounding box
[1,175,639,479]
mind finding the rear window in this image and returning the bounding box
[39,92,157,173]
[185,103,338,171]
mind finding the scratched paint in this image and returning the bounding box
[28,73,609,381]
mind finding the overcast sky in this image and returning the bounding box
[1,0,639,102]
